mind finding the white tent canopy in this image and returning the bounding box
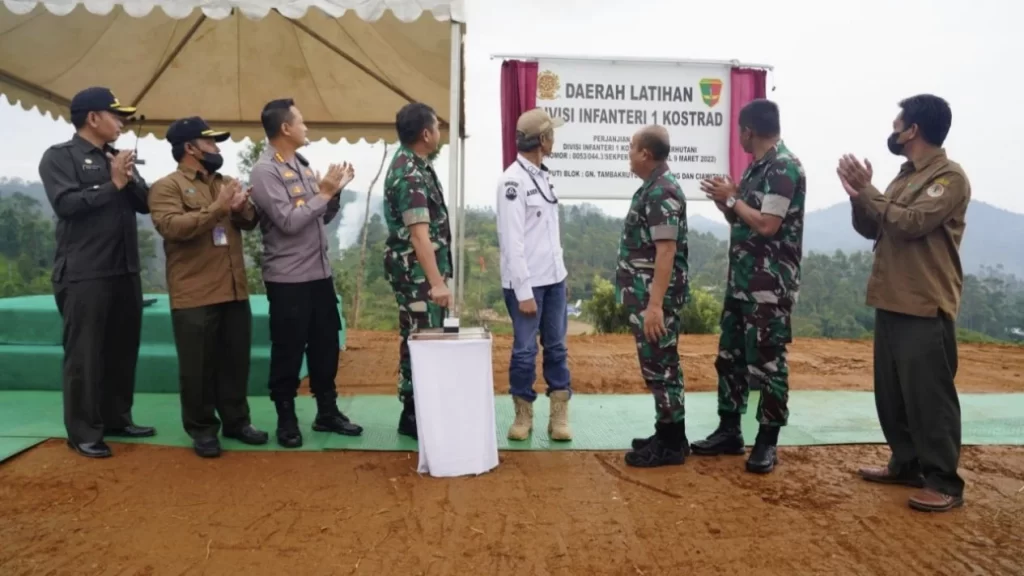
[0,0,470,308]
[0,0,465,143]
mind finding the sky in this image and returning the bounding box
[0,0,1019,235]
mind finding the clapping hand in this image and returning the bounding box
[317,164,346,197]
[228,180,249,212]
[700,175,738,204]
[836,154,873,198]
[338,162,355,189]
[107,150,136,190]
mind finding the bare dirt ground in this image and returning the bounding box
[2,332,1023,576]
[335,330,1024,395]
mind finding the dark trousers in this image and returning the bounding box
[265,278,340,403]
[54,274,142,444]
[502,280,571,402]
[170,300,253,438]
[874,309,964,497]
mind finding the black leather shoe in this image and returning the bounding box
[193,436,221,458]
[397,399,417,440]
[746,425,780,474]
[223,425,269,446]
[274,400,303,449]
[312,410,363,436]
[67,440,112,458]
[624,422,689,468]
[690,415,745,456]
[104,425,156,438]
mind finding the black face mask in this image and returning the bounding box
[887,129,908,156]
[196,151,224,174]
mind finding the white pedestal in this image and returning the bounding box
[408,328,499,478]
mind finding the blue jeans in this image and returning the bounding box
[503,280,571,402]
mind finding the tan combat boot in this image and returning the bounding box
[508,397,533,440]
[548,390,572,441]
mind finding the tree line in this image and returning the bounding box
[2,141,1021,344]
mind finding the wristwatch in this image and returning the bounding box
[725,196,737,209]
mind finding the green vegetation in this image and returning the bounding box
[2,143,1022,345]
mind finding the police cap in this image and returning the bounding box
[69,87,136,116]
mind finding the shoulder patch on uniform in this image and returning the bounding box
[505,186,518,201]
[926,183,945,198]
[504,179,520,188]
[935,177,950,186]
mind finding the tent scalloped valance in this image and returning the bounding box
[0,0,465,22]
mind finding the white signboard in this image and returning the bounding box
[535,58,732,201]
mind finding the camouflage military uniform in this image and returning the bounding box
[382,146,453,402]
[615,165,690,424]
[717,141,805,426]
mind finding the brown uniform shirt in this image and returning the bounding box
[851,148,970,318]
[148,164,259,309]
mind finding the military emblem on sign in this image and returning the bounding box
[699,78,723,108]
[505,186,518,201]
[537,70,561,100]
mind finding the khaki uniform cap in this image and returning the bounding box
[516,108,565,137]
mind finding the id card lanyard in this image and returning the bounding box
[516,160,558,204]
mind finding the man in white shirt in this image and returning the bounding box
[496,108,572,442]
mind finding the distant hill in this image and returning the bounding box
[682,200,1023,278]
[802,200,1024,277]
[4,177,1022,277]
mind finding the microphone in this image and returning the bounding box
[132,114,147,165]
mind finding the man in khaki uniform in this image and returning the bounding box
[837,94,969,513]
[149,117,270,458]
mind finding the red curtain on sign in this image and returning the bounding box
[728,67,768,183]
[500,60,539,169]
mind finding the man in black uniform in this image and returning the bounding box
[38,86,157,458]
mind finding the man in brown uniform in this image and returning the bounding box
[149,117,270,458]
[837,94,970,513]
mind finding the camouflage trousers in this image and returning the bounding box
[392,281,444,402]
[626,305,685,424]
[715,298,792,426]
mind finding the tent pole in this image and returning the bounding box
[447,21,463,316]
[457,135,467,316]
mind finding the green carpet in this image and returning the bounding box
[0,294,348,393]
[0,437,47,462]
[0,391,1021,462]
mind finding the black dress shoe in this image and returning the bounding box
[67,440,112,458]
[193,436,221,458]
[104,425,156,438]
[223,425,270,446]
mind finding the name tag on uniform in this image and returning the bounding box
[213,226,228,246]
